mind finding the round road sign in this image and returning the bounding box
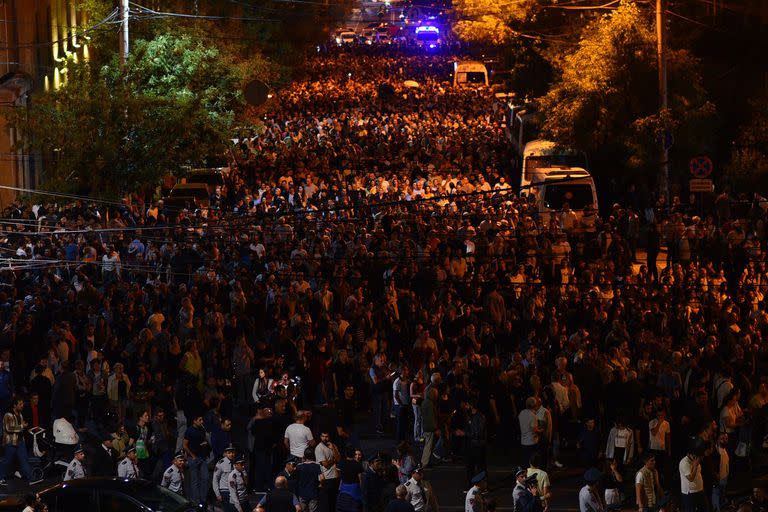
[689,156,713,178]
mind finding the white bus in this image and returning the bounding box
[520,140,588,190]
[453,61,488,87]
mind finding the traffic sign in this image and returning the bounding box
[689,179,714,193]
[689,156,713,178]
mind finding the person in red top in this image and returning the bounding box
[22,393,40,429]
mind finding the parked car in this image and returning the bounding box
[0,478,196,511]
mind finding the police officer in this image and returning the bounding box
[512,467,528,510]
[213,444,237,505]
[513,470,542,512]
[64,445,86,481]
[465,472,487,512]
[117,446,140,479]
[227,455,249,512]
[161,452,186,495]
[404,465,437,512]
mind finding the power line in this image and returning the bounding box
[0,8,120,51]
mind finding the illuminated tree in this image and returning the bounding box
[452,0,539,44]
[537,1,714,172]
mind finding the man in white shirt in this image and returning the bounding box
[518,397,541,467]
[315,432,340,512]
[679,446,706,512]
[284,411,315,458]
[648,409,671,473]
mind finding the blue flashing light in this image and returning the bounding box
[415,25,439,34]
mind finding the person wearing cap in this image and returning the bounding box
[579,468,605,512]
[63,445,86,481]
[513,467,533,512]
[227,455,249,512]
[404,465,437,512]
[161,452,185,495]
[465,472,487,512]
[526,454,550,506]
[118,446,140,480]
[278,456,300,495]
[214,444,237,505]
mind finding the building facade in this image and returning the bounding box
[0,0,90,207]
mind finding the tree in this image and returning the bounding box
[452,0,539,44]
[537,1,714,176]
[726,94,768,190]
[7,34,252,197]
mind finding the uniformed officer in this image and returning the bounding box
[465,472,487,512]
[117,446,140,479]
[161,451,186,495]
[404,465,437,512]
[213,444,237,505]
[227,455,249,512]
[64,445,86,481]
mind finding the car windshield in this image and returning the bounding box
[543,184,594,210]
[136,485,191,512]
[171,187,209,199]
[458,72,485,84]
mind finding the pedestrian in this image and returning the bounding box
[526,455,551,506]
[256,476,302,512]
[161,452,186,495]
[605,418,634,470]
[337,446,365,512]
[518,398,541,467]
[635,453,664,512]
[465,471,487,512]
[183,413,211,507]
[420,373,441,468]
[213,444,237,507]
[227,455,249,512]
[466,400,487,486]
[393,367,411,442]
[711,432,730,512]
[578,468,605,512]
[0,396,39,486]
[386,485,416,512]
[404,465,437,512]
[63,444,87,481]
[679,445,706,512]
[363,456,388,512]
[315,431,340,512]
[285,411,315,459]
[117,446,140,479]
[278,456,300,495]
[90,432,117,477]
[296,447,324,512]
[648,409,671,476]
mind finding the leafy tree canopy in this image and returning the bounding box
[9,33,252,197]
[537,1,714,172]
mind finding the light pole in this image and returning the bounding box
[119,0,130,66]
[656,0,669,205]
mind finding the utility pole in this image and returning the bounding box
[119,0,129,66]
[656,0,669,205]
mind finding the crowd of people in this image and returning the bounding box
[0,44,766,512]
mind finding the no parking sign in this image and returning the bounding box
[689,156,713,179]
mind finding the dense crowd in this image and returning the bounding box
[0,45,767,512]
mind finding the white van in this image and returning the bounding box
[453,61,488,87]
[520,140,588,190]
[528,167,599,227]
